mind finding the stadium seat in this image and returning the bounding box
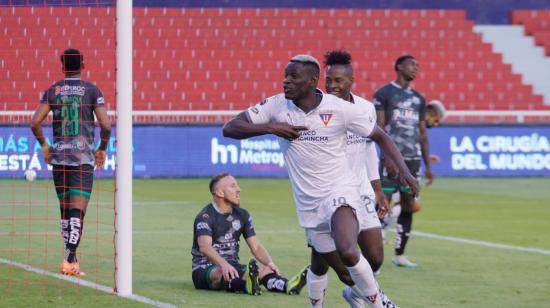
[511,10,550,55]
[1,7,546,123]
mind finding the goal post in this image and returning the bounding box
[115,0,133,296]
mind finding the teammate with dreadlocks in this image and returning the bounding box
[305,50,396,308]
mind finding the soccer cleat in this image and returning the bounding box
[245,258,262,295]
[342,286,364,308]
[286,265,309,295]
[60,260,86,276]
[391,255,417,268]
[379,288,399,308]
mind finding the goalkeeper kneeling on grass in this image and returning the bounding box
[192,173,308,295]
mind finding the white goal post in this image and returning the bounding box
[116,0,133,296]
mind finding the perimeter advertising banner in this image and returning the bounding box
[1,125,549,178]
[429,126,550,176]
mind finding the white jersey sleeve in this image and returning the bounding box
[343,101,377,138]
[246,95,283,124]
[365,141,380,181]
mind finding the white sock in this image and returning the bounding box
[391,204,401,218]
[351,285,366,302]
[307,268,327,308]
[346,255,382,308]
[60,219,69,245]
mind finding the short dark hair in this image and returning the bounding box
[394,55,415,71]
[60,48,83,72]
[209,172,231,194]
[324,50,352,66]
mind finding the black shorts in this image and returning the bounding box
[192,262,246,290]
[52,164,94,200]
[380,159,420,194]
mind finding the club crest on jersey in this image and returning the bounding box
[319,113,333,126]
[232,220,241,231]
[366,294,378,304]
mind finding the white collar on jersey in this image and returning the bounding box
[212,201,232,214]
[65,77,81,80]
[390,81,412,91]
[349,92,357,104]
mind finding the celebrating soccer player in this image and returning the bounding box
[30,48,111,276]
[192,173,308,295]
[223,54,418,308]
[302,50,393,307]
[373,55,432,268]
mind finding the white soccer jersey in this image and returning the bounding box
[345,94,381,197]
[247,91,376,227]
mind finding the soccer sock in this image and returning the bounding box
[395,210,413,256]
[66,208,84,263]
[306,268,327,308]
[59,205,70,245]
[261,273,288,293]
[346,255,381,307]
[224,277,247,293]
[60,219,69,245]
[391,203,402,218]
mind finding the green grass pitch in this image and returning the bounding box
[1,177,549,307]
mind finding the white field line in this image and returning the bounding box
[0,258,177,308]
[1,228,548,306]
[410,230,550,255]
[3,228,549,255]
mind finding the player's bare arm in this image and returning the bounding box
[94,105,111,168]
[197,235,240,281]
[245,236,280,275]
[371,179,389,218]
[376,108,399,177]
[30,104,52,164]
[419,120,433,185]
[365,141,389,217]
[370,126,419,194]
[223,111,307,140]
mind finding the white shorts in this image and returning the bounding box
[306,193,381,253]
[296,187,363,229]
[358,194,382,230]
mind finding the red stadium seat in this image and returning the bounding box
[1,7,546,123]
[511,10,550,55]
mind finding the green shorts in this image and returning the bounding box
[380,159,420,194]
[192,262,246,290]
[52,164,94,200]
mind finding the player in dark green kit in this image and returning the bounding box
[192,173,308,295]
[30,48,111,276]
[373,55,433,268]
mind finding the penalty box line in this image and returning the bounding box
[0,257,176,308]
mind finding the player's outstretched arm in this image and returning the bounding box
[197,235,240,281]
[30,104,52,164]
[245,236,280,275]
[370,126,419,194]
[223,111,306,140]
